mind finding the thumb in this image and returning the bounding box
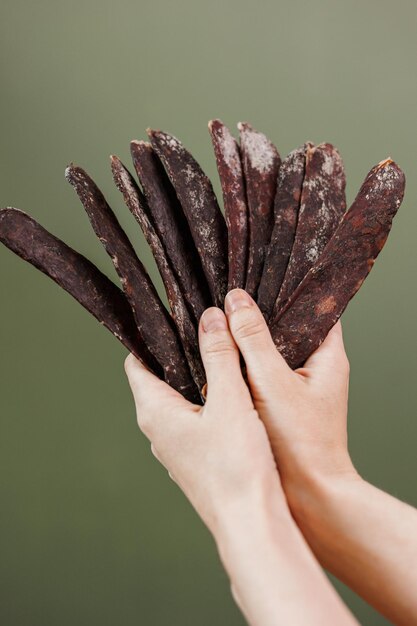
[301,320,350,381]
[124,353,193,437]
[224,289,292,393]
[199,307,250,404]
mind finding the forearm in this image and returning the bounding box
[289,473,417,625]
[212,481,357,626]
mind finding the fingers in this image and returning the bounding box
[124,352,165,395]
[199,307,249,401]
[224,289,291,389]
[125,352,177,405]
[301,321,350,379]
[124,353,192,436]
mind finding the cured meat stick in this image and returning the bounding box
[273,143,346,316]
[65,165,199,403]
[130,140,210,323]
[111,155,206,397]
[238,122,281,299]
[148,129,228,307]
[257,144,310,320]
[208,119,249,290]
[0,208,161,374]
[269,159,405,369]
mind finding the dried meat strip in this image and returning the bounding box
[238,122,281,299]
[111,155,206,398]
[0,207,161,374]
[130,140,210,323]
[148,129,228,307]
[208,119,248,290]
[257,144,310,320]
[273,143,346,316]
[65,165,199,402]
[269,159,405,369]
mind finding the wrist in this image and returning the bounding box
[212,471,293,557]
[213,485,296,622]
[284,464,364,536]
[211,471,357,626]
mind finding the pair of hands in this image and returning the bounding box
[125,288,417,625]
[125,287,354,535]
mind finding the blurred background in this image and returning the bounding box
[1,0,416,623]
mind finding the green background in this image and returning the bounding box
[1,1,416,624]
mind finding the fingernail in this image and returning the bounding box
[201,307,227,333]
[225,289,254,314]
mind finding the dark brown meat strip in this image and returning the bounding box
[130,140,210,323]
[269,159,405,369]
[257,143,310,320]
[0,207,161,374]
[273,143,346,316]
[148,129,228,307]
[238,122,281,299]
[111,155,206,398]
[208,119,248,290]
[65,165,199,402]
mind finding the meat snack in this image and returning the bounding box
[273,143,346,315]
[257,143,310,320]
[111,155,206,396]
[65,164,199,402]
[130,140,210,323]
[269,159,405,369]
[148,129,228,307]
[238,122,281,299]
[208,119,249,290]
[0,207,161,374]
[0,121,407,404]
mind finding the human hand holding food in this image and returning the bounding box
[125,304,356,626]
[225,288,417,625]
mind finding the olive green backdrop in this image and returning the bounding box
[1,1,416,624]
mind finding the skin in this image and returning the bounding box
[125,300,355,626]
[224,288,417,625]
[125,288,417,625]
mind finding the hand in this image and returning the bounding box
[223,288,358,508]
[224,289,417,625]
[125,303,356,626]
[124,305,284,535]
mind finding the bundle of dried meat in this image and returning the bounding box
[0,122,405,402]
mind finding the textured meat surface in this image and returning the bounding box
[239,122,281,299]
[111,156,206,398]
[257,144,310,320]
[0,121,407,404]
[148,129,228,307]
[273,143,346,317]
[270,159,405,369]
[0,207,161,374]
[66,164,199,402]
[209,119,248,290]
[130,140,210,323]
